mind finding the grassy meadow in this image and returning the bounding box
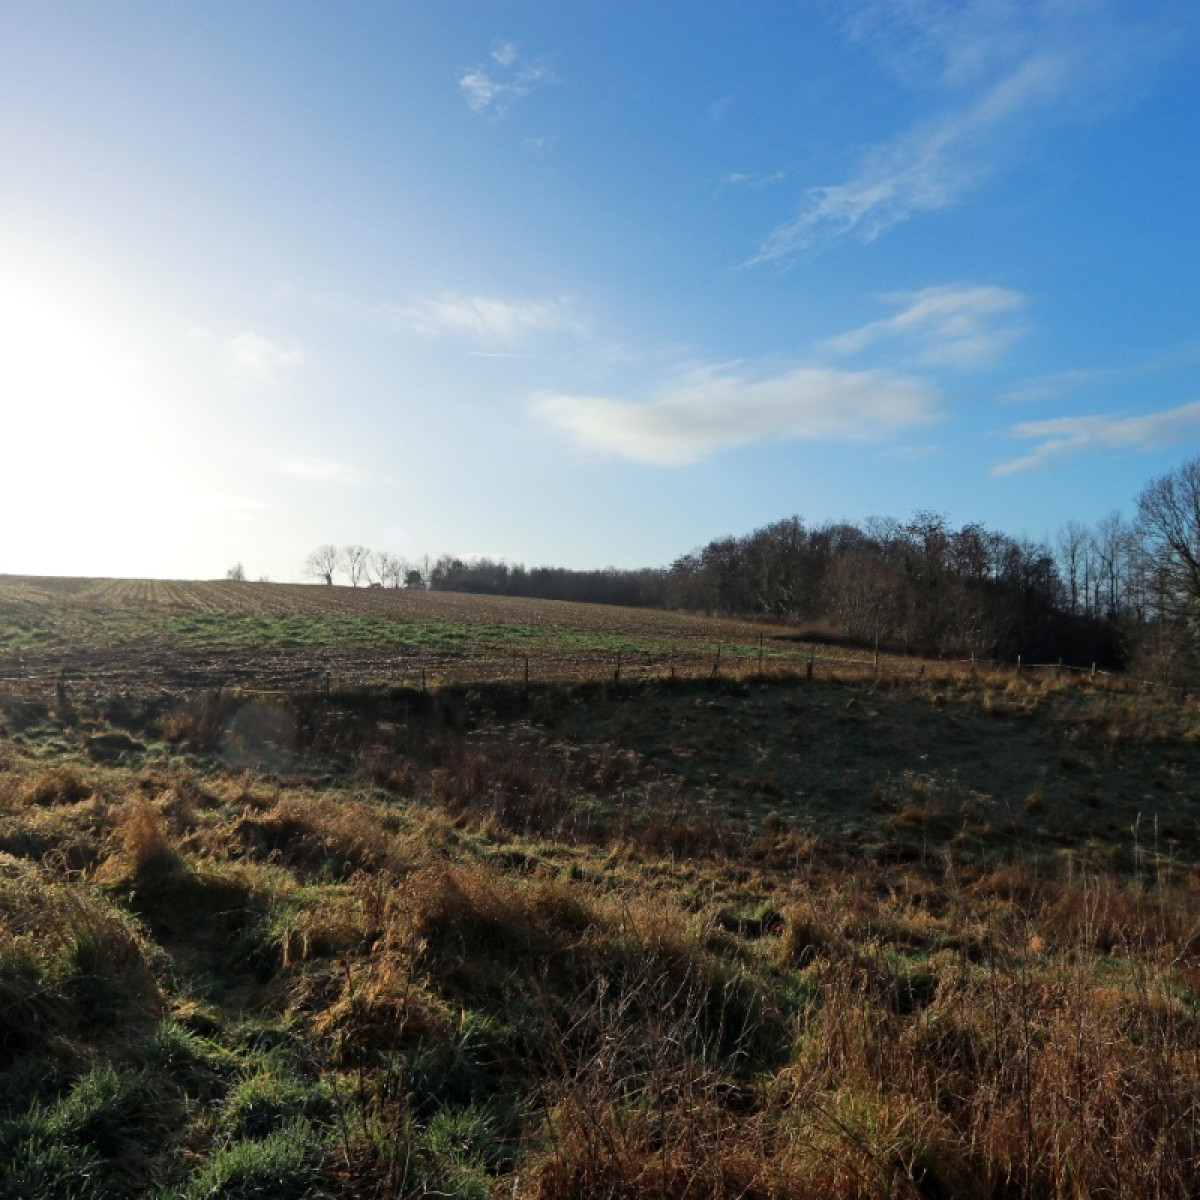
[2,577,1200,1197]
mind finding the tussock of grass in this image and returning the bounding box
[0,1065,157,1199]
[387,863,606,1000]
[19,765,92,807]
[0,863,161,1065]
[236,792,412,879]
[111,794,176,875]
[179,1117,322,1200]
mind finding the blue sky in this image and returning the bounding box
[3,1,1200,581]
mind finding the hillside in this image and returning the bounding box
[2,578,1200,1197]
[0,576,830,698]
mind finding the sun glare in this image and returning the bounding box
[1,284,179,575]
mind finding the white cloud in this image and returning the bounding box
[491,40,519,67]
[280,457,367,485]
[823,283,1026,368]
[722,170,787,189]
[755,2,1180,260]
[458,69,509,113]
[998,368,1108,405]
[532,362,939,465]
[757,59,1061,259]
[227,331,305,383]
[993,399,1200,476]
[459,41,556,116]
[839,0,1056,91]
[997,341,1200,404]
[399,293,583,343]
[275,283,582,345]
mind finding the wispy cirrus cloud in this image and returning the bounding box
[998,338,1200,404]
[709,94,735,121]
[280,457,367,485]
[187,326,304,384]
[399,292,583,344]
[227,331,305,383]
[490,40,519,68]
[755,2,1181,262]
[275,282,584,347]
[722,170,787,189]
[998,368,1110,405]
[822,283,1026,369]
[993,399,1200,476]
[532,362,938,466]
[459,40,556,117]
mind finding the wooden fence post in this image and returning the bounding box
[711,646,721,679]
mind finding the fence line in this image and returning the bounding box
[0,643,1162,710]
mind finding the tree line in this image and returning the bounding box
[302,458,1200,682]
[302,544,426,590]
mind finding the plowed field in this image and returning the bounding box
[0,576,842,700]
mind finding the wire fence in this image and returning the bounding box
[0,640,1155,712]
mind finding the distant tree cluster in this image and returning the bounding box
[659,458,1200,680]
[665,513,1077,661]
[305,458,1200,684]
[412,515,1071,661]
[302,544,426,589]
[426,557,667,607]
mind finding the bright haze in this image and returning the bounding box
[3,2,1199,581]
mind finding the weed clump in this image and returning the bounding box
[236,792,411,879]
[20,766,92,807]
[0,864,161,1065]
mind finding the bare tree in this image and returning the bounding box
[342,544,372,588]
[304,544,342,586]
[372,550,405,588]
[1056,520,1091,617]
[225,562,246,581]
[827,548,899,656]
[1094,510,1135,620]
[1137,457,1200,617]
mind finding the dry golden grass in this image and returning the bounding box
[3,668,1200,1195]
[110,795,174,876]
[19,764,93,807]
[0,859,162,1063]
[235,792,414,879]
